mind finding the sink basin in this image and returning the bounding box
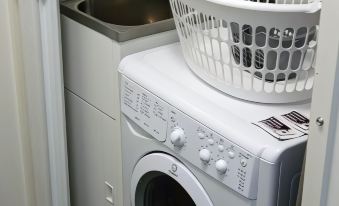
[60,0,176,42]
[80,0,173,26]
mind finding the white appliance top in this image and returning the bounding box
[119,43,310,163]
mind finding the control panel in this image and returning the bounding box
[121,78,168,141]
[121,77,259,199]
[165,108,259,199]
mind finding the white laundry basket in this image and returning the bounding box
[170,0,321,103]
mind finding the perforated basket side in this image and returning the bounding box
[170,0,320,103]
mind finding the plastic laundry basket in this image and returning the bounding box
[170,0,321,103]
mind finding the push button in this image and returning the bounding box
[198,132,205,139]
[240,159,247,167]
[207,139,214,145]
[218,145,225,152]
[228,151,235,159]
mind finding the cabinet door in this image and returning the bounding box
[62,16,119,118]
[65,90,123,206]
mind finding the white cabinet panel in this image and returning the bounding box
[65,90,122,206]
[62,16,119,118]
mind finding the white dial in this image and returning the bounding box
[170,127,186,147]
[215,159,228,174]
[199,149,211,162]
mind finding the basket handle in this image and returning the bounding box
[206,0,321,13]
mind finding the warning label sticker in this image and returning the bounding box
[282,111,310,133]
[253,111,309,141]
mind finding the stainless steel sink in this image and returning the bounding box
[60,0,175,42]
[82,0,173,26]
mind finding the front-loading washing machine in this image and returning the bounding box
[119,43,310,206]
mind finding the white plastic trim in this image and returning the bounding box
[38,0,70,206]
[131,153,213,206]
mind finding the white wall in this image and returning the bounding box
[0,1,34,206]
[0,0,56,206]
[1,0,69,205]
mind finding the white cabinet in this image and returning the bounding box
[61,13,178,206]
[61,15,178,119]
[65,90,123,206]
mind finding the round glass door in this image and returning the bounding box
[131,153,213,206]
[136,171,195,206]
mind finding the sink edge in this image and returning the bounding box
[60,0,176,42]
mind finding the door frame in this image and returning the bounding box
[38,0,70,206]
[301,0,339,205]
[17,0,70,206]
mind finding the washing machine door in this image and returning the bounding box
[131,153,213,206]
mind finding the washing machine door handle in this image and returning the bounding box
[131,153,214,206]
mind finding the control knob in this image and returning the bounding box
[170,127,186,147]
[199,149,211,163]
[215,159,228,174]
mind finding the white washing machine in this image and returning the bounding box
[119,43,310,206]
